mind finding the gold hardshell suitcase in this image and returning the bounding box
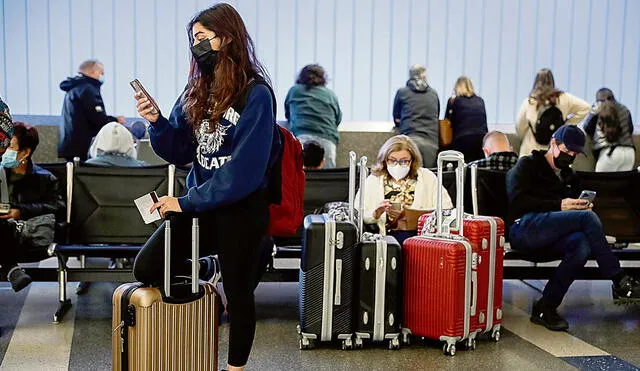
[112,217,219,370]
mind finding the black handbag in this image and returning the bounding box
[1,168,55,248]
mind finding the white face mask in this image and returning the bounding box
[387,164,410,180]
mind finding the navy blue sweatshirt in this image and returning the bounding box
[59,75,117,161]
[149,83,280,213]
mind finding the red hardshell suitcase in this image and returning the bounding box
[414,157,505,343]
[402,233,477,355]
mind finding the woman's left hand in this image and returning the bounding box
[386,208,404,221]
[150,196,182,217]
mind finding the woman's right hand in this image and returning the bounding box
[374,200,391,219]
[134,92,160,123]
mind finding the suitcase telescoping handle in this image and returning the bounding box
[357,156,368,236]
[348,151,357,223]
[164,213,200,297]
[470,163,479,217]
[436,150,465,235]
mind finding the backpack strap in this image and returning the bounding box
[233,77,277,120]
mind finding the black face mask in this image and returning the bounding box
[190,38,219,73]
[554,149,575,169]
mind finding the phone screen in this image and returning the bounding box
[579,190,596,203]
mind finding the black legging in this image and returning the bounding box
[133,190,269,367]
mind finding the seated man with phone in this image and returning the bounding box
[507,124,640,332]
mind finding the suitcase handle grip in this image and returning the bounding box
[436,150,465,235]
[471,270,478,316]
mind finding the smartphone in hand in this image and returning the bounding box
[579,190,597,204]
[130,79,160,115]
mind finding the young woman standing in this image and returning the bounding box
[133,4,280,370]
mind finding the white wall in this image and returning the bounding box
[1,0,639,126]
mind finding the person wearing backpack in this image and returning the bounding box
[582,88,635,172]
[516,68,589,157]
[132,4,282,370]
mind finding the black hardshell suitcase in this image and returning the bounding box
[298,214,358,349]
[355,233,402,349]
[298,151,359,350]
[352,156,402,349]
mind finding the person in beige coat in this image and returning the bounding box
[355,135,453,245]
[516,69,589,157]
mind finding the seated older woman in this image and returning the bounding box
[86,122,148,167]
[356,135,453,245]
[0,123,65,292]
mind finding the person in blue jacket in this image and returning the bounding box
[132,4,280,371]
[58,59,125,161]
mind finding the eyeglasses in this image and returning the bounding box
[386,159,412,166]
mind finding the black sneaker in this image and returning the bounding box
[530,299,569,331]
[7,267,32,293]
[613,275,640,304]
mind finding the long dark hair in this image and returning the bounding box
[529,68,562,109]
[182,3,270,130]
[296,64,326,88]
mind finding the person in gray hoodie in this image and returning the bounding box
[392,64,440,168]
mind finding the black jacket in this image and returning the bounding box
[58,75,116,161]
[506,151,579,228]
[2,162,65,221]
[445,95,488,142]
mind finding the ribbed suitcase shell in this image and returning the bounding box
[402,236,474,342]
[299,214,357,343]
[112,282,219,371]
[461,217,504,336]
[356,236,402,345]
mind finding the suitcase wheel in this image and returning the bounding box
[466,338,476,350]
[388,337,401,350]
[299,336,314,350]
[401,329,411,346]
[341,338,354,350]
[354,337,363,349]
[491,330,501,342]
[443,343,456,356]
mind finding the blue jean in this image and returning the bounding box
[509,210,623,306]
[297,134,337,169]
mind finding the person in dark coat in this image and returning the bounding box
[58,59,125,161]
[392,64,440,168]
[445,76,488,162]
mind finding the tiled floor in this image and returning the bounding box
[1,273,639,370]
